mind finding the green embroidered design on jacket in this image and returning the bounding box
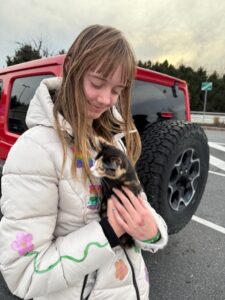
[25,241,108,274]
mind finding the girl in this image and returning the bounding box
[0,25,168,300]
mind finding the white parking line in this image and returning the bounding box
[193,142,225,234]
[209,170,225,177]
[208,142,225,152]
[210,155,225,171]
[210,142,225,146]
[192,215,225,234]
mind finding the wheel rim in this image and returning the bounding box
[168,148,200,211]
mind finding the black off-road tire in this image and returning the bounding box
[136,120,209,234]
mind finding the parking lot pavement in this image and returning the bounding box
[0,274,20,300]
[145,204,225,300]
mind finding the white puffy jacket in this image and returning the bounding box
[0,78,168,300]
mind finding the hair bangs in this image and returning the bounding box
[89,43,135,86]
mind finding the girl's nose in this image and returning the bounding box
[97,90,111,106]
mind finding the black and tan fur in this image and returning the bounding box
[91,142,142,249]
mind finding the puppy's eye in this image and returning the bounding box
[111,157,121,167]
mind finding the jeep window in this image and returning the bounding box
[8,74,54,134]
[131,80,185,125]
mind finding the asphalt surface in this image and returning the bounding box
[0,128,224,300]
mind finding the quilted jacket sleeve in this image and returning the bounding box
[0,134,115,299]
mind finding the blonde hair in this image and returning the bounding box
[53,24,141,182]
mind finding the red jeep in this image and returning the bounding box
[0,55,209,234]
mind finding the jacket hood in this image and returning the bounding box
[26,77,73,135]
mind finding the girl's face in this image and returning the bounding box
[83,64,125,121]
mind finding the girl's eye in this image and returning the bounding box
[91,82,103,89]
[112,91,120,96]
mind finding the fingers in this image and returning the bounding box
[112,204,130,233]
[113,186,147,213]
[107,197,123,220]
[110,187,155,239]
[112,187,138,215]
[107,197,113,208]
[107,198,113,220]
[107,198,126,237]
[137,195,148,209]
[111,194,134,226]
[111,195,146,233]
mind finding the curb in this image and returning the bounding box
[192,122,225,131]
[200,126,225,131]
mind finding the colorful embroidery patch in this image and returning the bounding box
[115,259,128,280]
[76,154,94,168]
[11,232,34,256]
[89,184,101,194]
[87,184,101,210]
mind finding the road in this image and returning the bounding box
[0,128,225,300]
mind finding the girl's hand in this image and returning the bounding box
[107,197,126,238]
[111,186,158,241]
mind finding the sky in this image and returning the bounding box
[1,0,225,75]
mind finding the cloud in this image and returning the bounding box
[0,0,225,74]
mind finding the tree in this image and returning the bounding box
[6,40,66,66]
[137,59,225,112]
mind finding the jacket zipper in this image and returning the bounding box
[124,250,140,300]
[80,274,88,300]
